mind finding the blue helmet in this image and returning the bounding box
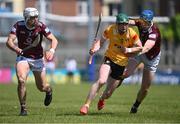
[140,10,154,21]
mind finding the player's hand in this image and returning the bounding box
[89,39,100,55]
[15,47,23,55]
[45,49,55,61]
[89,49,95,55]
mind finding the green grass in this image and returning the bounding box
[0,83,180,123]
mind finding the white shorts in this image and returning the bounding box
[16,56,45,72]
[134,52,161,72]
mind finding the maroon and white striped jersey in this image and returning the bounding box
[10,20,51,59]
[135,21,161,60]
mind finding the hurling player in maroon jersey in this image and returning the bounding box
[117,10,161,114]
[6,7,58,116]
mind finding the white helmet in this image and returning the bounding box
[23,7,39,29]
[23,7,39,20]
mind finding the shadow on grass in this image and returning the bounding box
[56,112,117,116]
[0,113,20,117]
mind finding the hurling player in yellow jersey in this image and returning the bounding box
[80,13,143,115]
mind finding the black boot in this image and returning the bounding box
[19,104,27,116]
[44,88,52,106]
[130,100,140,114]
[130,105,138,113]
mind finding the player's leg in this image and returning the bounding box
[98,62,126,110]
[29,58,52,106]
[80,63,111,115]
[33,70,52,106]
[16,60,30,116]
[117,58,139,88]
[97,77,119,110]
[137,69,154,102]
[130,53,160,113]
[130,69,154,113]
[101,77,120,100]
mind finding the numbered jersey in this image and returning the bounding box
[10,20,51,59]
[103,24,139,66]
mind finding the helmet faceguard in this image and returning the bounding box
[116,13,129,34]
[23,7,39,29]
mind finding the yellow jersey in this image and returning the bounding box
[103,24,139,66]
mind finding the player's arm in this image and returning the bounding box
[6,33,22,54]
[119,45,142,57]
[46,33,58,51]
[45,33,58,61]
[130,39,143,53]
[89,35,106,55]
[139,33,157,55]
[128,17,138,26]
[119,32,143,55]
[129,20,135,26]
[141,39,155,54]
[123,41,143,54]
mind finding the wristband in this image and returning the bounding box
[126,48,132,53]
[49,48,55,53]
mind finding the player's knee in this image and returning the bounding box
[18,76,26,84]
[98,79,106,85]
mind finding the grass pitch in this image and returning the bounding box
[0,83,179,123]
